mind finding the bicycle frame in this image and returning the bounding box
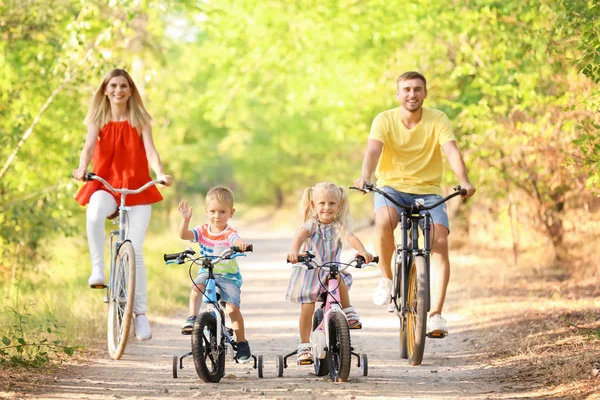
[396,210,433,315]
[310,265,345,360]
[85,172,162,295]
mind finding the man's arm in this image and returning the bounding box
[354,139,383,189]
[442,141,476,198]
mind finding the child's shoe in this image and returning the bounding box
[343,306,362,329]
[296,343,313,365]
[181,315,196,335]
[236,341,252,364]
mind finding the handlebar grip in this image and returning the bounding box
[373,256,379,263]
[164,252,180,262]
[158,180,166,185]
[232,244,253,253]
[460,189,467,196]
[83,172,96,181]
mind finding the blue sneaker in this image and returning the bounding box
[236,341,252,364]
[181,315,196,335]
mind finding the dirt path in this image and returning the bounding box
[3,234,545,399]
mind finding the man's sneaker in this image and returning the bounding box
[236,341,252,364]
[134,314,152,341]
[88,268,105,288]
[181,315,196,335]
[373,277,392,306]
[427,314,448,336]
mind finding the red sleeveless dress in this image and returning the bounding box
[75,121,163,206]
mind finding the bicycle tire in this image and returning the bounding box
[192,312,226,383]
[327,312,351,382]
[312,308,329,376]
[406,255,427,365]
[397,255,408,359]
[107,240,135,360]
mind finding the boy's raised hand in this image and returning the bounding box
[178,201,193,220]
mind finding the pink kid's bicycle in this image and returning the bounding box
[275,253,378,382]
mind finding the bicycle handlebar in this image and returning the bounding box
[75,172,165,195]
[350,183,466,212]
[288,251,379,272]
[164,245,253,265]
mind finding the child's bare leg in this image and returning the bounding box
[226,303,246,342]
[337,276,351,309]
[300,302,316,343]
[189,284,205,316]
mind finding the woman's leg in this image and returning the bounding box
[86,191,117,284]
[126,204,152,315]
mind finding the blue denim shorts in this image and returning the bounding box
[193,274,241,308]
[373,186,450,232]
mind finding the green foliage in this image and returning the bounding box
[0,302,76,367]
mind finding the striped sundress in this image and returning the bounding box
[285,218,353,304]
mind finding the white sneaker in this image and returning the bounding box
[427,314,448,335]
[87,268,105,287]
[134,314,152,341]
[373,278,392,306]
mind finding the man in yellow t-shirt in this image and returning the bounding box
[354,71,476,336]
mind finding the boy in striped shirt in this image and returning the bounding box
[178,186,252,362]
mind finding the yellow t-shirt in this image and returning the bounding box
[369,107,456,196]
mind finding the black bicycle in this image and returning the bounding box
[350,183,466,365]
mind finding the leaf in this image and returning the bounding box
[1,337,10,346]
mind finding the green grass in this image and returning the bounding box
[0,218,196,356]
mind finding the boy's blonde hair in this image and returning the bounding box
[298,182,352,239]
[206,186,234,208]
[84,68,152,131]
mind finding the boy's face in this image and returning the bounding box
[205,199,235,232]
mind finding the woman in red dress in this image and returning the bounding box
[72,69,173,341]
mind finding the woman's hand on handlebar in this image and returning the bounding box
[157,174,173,187]
[72,167,87,181]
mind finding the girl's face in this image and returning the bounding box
[104,76,131,106]
[205,199,235,232]
[312,190,340,224]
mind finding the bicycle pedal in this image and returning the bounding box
[349,324,362,330]
[181,329,192,336]
[90,284,107,289]
[427,332,447,339]
[297,359,314,365]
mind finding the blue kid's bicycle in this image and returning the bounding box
[164,246,263,382]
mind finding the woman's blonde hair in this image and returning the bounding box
[84,68,152,131]
[298,182,352,239]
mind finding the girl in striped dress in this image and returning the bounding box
[286,182,373,364]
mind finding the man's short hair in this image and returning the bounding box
[397,71,427,90]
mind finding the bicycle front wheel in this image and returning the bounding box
[406,255,427,365]
[396,255,408,359]
[192,312,226,383]
[107,240,136,360]
[327,312,351,382]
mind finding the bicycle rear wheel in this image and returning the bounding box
[107,240,136,360]
[406,255,427,365]
[192,312,226,383]
[327,312,351,382]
